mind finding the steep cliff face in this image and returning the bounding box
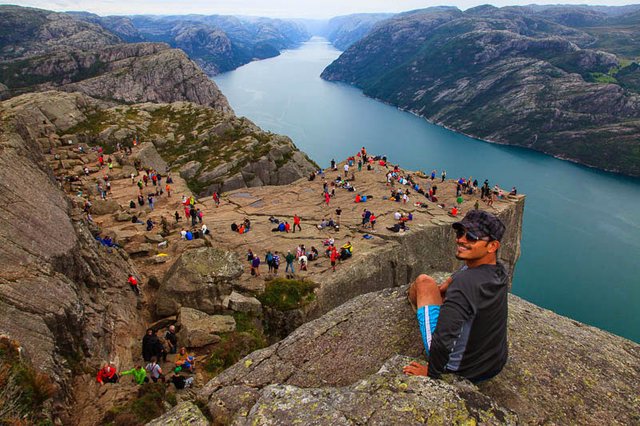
[321,5,640,176]
[128,15,310,75]
[325,13,394,50]
[0,6,231,112]
[0,92,146,419]
[199,284,639,425]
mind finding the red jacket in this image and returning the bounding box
[293,216,300,225]
[96,366,117,383]
[128,276,138,286]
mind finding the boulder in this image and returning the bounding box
[149,316,177,331]
[199,284,640,425]
[144,234,165,244]
[131,143,167,174]
[115,212,132,222]
[156,247,243,316]
[91,199,121,215]
[146,401,208,426]
[125,242,155,257]
[225,291,262,315]
[176,307,236,348]
[235,356,516,425]
[180,160,202,180]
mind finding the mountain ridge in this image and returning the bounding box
[321,5,640,177]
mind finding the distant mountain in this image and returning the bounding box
[120,15,309,75]
[324,13,395,50]
[322,5,640,176]
[0,6,230,111]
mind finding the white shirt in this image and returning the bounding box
[180,230,187,239]
[299,255,308,264]
[201,225,208,233]
[394,212,401,220]
[344,164,349,172]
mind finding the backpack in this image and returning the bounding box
[266,253,273,263]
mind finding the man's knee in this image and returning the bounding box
[413,274,438,292]
[413,274,441,307]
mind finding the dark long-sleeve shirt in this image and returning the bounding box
[428,263,509,381]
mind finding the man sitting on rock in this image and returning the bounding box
[403,210,509,383]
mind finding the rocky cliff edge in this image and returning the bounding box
[198,284,639,425]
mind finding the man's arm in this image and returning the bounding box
[428,287,474,379]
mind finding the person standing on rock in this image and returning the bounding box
[146,356,164,383]
[272,251,281,275]
[212,191,220,207]
[252,255,261,277]
[403,210,508,383]
[285,250,295,276]
[142,329,163,362]
[293,214,301,233]
[265,250,274,273]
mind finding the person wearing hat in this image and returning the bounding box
[403,209,508,383]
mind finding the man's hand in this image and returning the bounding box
[403,361,428,376]
[439,276,453,296]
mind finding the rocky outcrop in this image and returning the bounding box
[0,84,145,417]
[61,45,231,111]
[199,284,640,424]
[146,401,209,426]
[62,100,318,196]
[0,6,231,112]
[156,247,243,317]
[321,5,640,176]
[176,307,236,348]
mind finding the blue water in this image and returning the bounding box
[215,37,640,342]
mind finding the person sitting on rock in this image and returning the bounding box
[146,356,164,383]
[120,364,149,385]
[164,325,178,355]
[168,373,194,390]
[403,210,509,383]
[308,246,319,261]
[175,347,195,373]
[96,363,118,385]
[185,230,193,240]
[146,218,155,231]
[231,222,239,232]
[277,222,286,232]
[201,224,210,236]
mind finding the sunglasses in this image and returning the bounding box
[455,228,490,243]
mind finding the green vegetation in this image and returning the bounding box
[258,278,318,311]
[103,383,168,426]
[0,337,56,424]
[587,72,618,84]
[204,312,267,376]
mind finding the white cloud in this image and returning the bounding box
[5,0,639,18]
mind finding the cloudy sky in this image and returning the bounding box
[5,0,638,18]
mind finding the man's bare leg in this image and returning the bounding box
[405,274,443,376]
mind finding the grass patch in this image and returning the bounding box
[103,383,167,425]
[204,312,267,376]
[0,337,56,424]
[258,278,318,311]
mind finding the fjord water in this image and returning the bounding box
[215,38,640,342]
